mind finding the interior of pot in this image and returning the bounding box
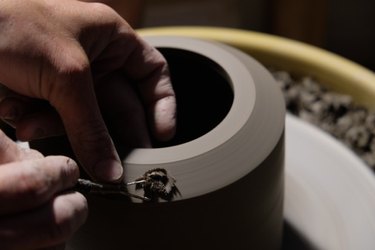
[138,27,375,110]
[152,48,234,148]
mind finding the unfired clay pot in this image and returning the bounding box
[34,36,286,250]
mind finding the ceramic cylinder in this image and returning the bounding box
[64,36,286,249]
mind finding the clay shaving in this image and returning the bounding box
[272,70,375,168]
[135,168,180,202]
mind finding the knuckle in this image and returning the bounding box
[48,48,90,105]
[89,2,118,19]
[56,54,90,81]
[49,40,90,87]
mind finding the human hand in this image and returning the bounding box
[0,0,176,182]
[80,0,145,27]
[0,130,87,250]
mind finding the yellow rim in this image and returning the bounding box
[138,26,375,109]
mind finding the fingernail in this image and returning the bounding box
[93,160,123,182]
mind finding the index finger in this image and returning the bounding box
[48,42,123,183]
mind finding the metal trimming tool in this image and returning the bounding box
[75,178,150,201]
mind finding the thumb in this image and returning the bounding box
[48,46,123,183]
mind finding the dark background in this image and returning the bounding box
[142,0,375,72]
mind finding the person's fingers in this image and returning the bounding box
[0,156,79,215]
[0,97,24,125]
[0,97,65,140]
[0,129,43,165]
[15,109,65,141]
[0,1,124,183]
[77,3,176,141]
[117,37,176,141]
[47,42,123,183]
[0,96,42,125]
[0,0,175,185]
[0,192,87,250]
[96,73,151,154]
[0,129,26,164]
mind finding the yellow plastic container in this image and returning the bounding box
[138,26,375,109]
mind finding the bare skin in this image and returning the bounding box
[0,0,176,180]
[0,130,88,249]
[0,0,176,248]
[81,0,145,27]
